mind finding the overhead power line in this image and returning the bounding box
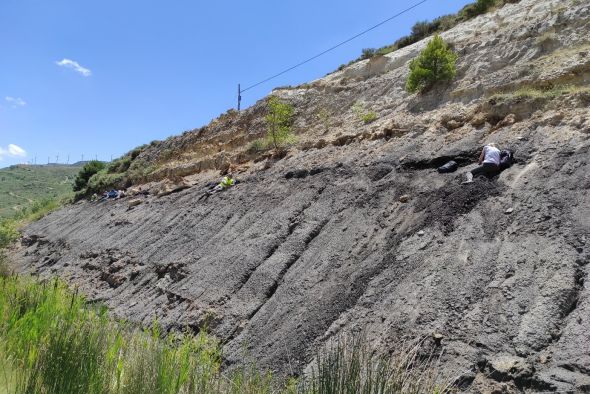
[240,0,429,94]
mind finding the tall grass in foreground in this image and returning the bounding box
[0,276,221,394]
[302,337,451,394]
[0,274,453,393]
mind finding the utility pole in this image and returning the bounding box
[81,154,84,162]
[34,156,37,165]
[95,154,98,161]
[47,156,50,164]
[67,154,70,164]
[56,154,59,164]
[237,84,242,111]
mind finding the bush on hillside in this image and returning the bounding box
[86,172,127,194]
[411,20,433,37]
[265,96,295,150]
[406,35,458,93]
[352,102,379,124]
[106,156,132,174]
[73,161,105,192]
[460,0,497,19]
[361,48,377,60]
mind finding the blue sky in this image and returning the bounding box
[0,0,472,168]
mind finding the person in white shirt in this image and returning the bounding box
[463,143,501,184]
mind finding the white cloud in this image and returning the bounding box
[0,144,27,160]
[5,96,26,107]
[55,58,92,77]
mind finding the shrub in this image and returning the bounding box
[361,48,376,60]
[127,161,156,184]
[406,35,458,93]
[411,20,433,37]
[362,111,378,124]
[86,171,127,194]
[73,161,106,192]
[265,96,295,150]
[459,0,496,19]
[107,156,132,174]
[352,102,378,124]
[432,14,458,31]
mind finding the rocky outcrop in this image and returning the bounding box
[11,0,590,391]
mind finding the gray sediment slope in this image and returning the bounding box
[12,0,590,391]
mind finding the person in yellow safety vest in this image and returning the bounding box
[219,175,235,190]
[198,174,237,201]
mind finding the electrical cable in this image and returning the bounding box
[241,0,429,93]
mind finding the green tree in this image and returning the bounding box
[265,96,295,149]
[406,34,458,93]
[73,160,105,192]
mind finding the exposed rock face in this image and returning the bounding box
[11,0,590,391]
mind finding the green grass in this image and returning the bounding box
[0,274,454,393]
[0,198,62,250]
[362,112,378,124]
[0,165,80,219]
[352,102,379,125]
[0,276,222,394]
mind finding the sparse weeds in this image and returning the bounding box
[491,84,590,101]
[353,102,379,124]
[362,111,378,124]
[317,108,332,133]
[247,138,267,154]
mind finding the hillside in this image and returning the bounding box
[0,164,81,218]
[9,0,590,392]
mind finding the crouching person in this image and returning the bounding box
[463,143,500,184]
